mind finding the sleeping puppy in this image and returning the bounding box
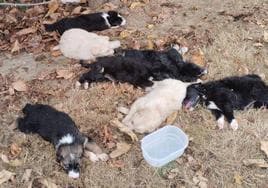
[122,79,195,133]
[78,55,206,88]
[115,46,184,66]
[17,104,108,178]
[44,11,126,35]
[115,46,207,82]
[59,29,120,60]
[183,74,268,130]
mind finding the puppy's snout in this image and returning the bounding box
[67,163,80,179]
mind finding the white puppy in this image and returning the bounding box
[59,29,120,61]
[122,79,194,133]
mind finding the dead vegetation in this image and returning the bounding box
[0,0,268,187]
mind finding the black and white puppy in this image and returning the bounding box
[78,49,206,88]
[183,74,268,130]
[44,11,126,35]
[17,104,108,178]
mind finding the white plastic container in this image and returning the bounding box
[141,125,189,167]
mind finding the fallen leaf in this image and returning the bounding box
[166,111,178,124]
[0,170,15,185]
[147,39,154,49]
[147,24,154,29]
[11,40,20,53]
[46,0,59,17]
[10,143,22,157]
[12,80,27,92]
[71,6,82,15]
[233,173,243,185]
[130,2,145,9]
[21,169,32,183]
[237,65,249,74]
[16,27,37,36]
[102,2,118,10]
[0,154,9,163]
[50,50,62,57]
[263,31,268,43]
[109,142,131,158]
[119,30,131,39]
[56,69,74,79]
[110,160,125,168]
[243,159,268,168]
[260,140,268,158]
[9,159,23,167]
[253,42,263,47]
[191,49,206,67]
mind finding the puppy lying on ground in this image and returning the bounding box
[78,52,206,88]
[122,79,195,133]
[183,74,268,130]
[59,29,120,60]
[44,11,126,35]
[17,104,108,178]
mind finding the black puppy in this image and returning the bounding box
[115,47,207,81]
[17,104,108,178]
[78,50,206,88]
[183,74,268,130]
[44,11,126,35]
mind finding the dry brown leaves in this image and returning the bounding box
[10,143,22,158]
[11,80,28,92]
[109,142,131,158]
[56,69,74,79]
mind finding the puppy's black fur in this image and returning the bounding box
[79,56,154,88]
[44,11,125,35]
[17,104,88,177]
[79,49,206,88]
[183,74,268,128]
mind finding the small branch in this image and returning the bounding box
[0,1,50,7]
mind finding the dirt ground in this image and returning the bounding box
[1,0,268,187]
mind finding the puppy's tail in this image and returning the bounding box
[44,20,64,35]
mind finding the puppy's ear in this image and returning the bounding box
[56,150,63,162]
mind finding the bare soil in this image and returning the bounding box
[0,0,268,187]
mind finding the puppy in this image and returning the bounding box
[44,11,126,35]
[59,29,120,60]
[17,104,108,178]
[183,74,268,130]
[115,47,207,82]
[78,55,206,88]
[122,79,195,133]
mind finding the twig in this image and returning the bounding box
[0,1,50,7]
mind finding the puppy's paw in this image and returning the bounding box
[217,116,225,129]
[85,151,99,162]
[230,119,238,131]
[97,153,109,161]
[83,82,89,90]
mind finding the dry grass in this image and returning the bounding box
[1,0,268,187]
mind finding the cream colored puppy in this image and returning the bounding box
[59,29,120,61]
[122,79,194,133]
